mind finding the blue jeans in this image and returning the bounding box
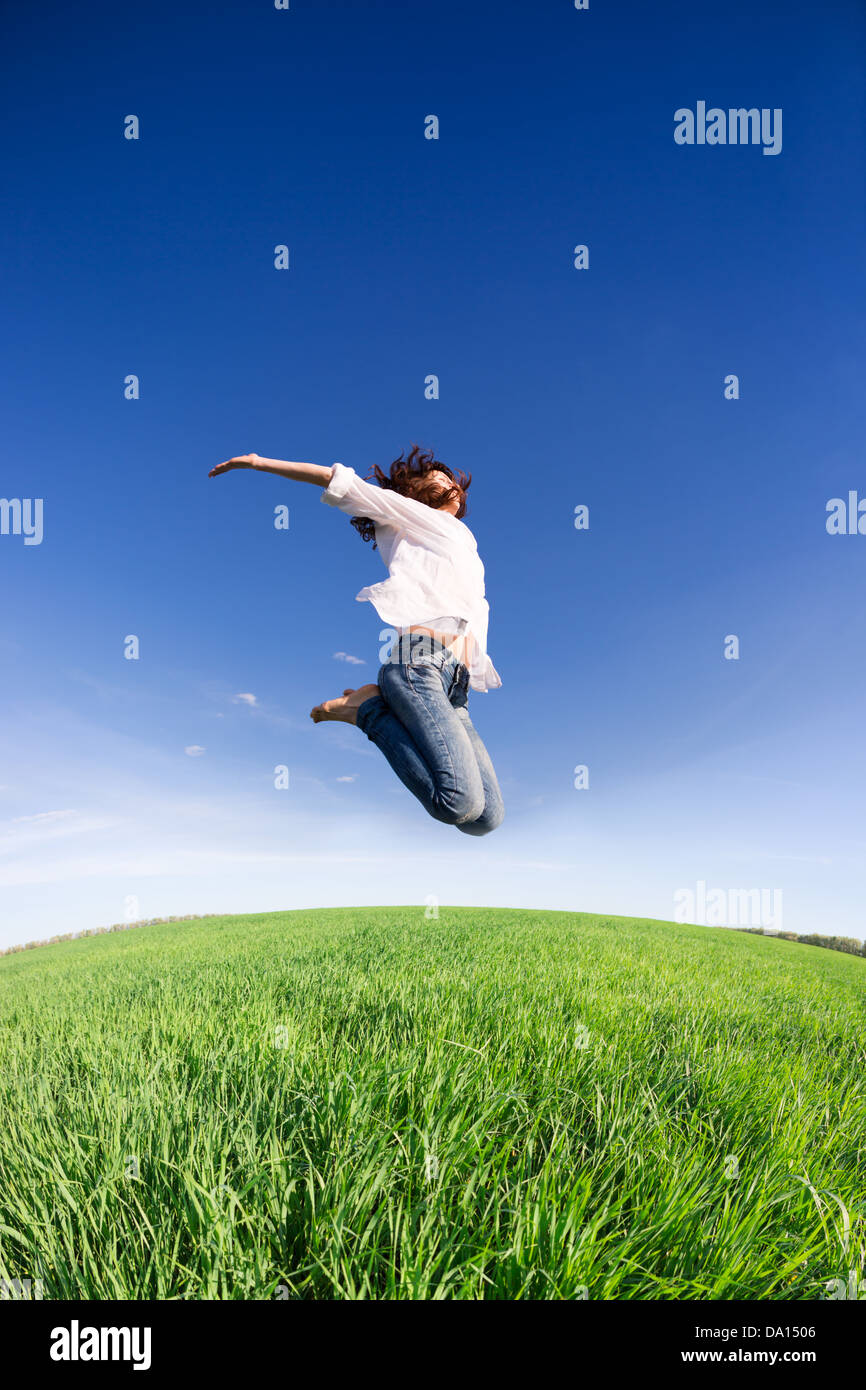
[356,638,505,835]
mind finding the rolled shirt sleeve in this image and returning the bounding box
[321,463,459,546]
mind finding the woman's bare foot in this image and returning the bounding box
[310,683,381,725]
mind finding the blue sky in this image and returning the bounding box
[1,0,864,948]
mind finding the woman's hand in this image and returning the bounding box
[209,455,334,486]
[208,453,259,478]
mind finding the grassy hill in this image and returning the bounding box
[0,907,863,1300]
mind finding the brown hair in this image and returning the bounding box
[350,444,471,547]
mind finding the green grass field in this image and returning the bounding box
[0,907,863,1300]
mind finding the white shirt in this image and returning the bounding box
[321,463,502,692]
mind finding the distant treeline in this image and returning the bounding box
[0,916,206,958]
[735,927,866,957]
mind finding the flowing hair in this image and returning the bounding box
[350,445,471,547]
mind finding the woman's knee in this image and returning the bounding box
[432,785,486,827]
[456,801,505,836]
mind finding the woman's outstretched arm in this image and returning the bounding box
[208,453,334,486]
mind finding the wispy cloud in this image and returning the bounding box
[184,745,206,757]
[336,775,357,783]
[333,652,366,665]
[0,811,118,857]
[232,693,258,706]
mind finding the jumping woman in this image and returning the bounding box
[208,446,504,835]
